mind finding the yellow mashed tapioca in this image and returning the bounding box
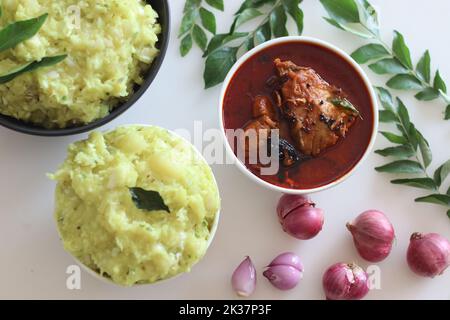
[0,0,160,128]
[51,126,221,286]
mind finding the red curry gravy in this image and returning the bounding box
[222,41,374,190]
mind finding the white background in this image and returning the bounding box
[0,0,449,300]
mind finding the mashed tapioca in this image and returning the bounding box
[51,126,221,286]
[0,0,160,128]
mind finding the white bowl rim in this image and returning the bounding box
[55,124,221,287]
[218,36,379,195]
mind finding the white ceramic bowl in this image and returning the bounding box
[219,36,379,195]
[55,124,221,287]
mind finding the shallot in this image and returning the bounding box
[277,194,324,240]
[231,256,257,297]
[346,210,395,262]
[263,252,304,290]
[407,232,450,278]
[322,262,369,300]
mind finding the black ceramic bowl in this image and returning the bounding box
[0,0,170,136]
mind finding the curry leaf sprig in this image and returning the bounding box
[0,10,66,84]
[195,0,303,88]
[202,0,304,89]
[375,87,450,219]
[178,0,224,57]
[319,0,450,120]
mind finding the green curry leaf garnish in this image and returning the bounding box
[129,188,170,213]
[329,97,362,118]
[0,9,66,84]
[0,55,67,84]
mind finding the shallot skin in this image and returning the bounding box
[347,210,395,262]
[322,263,369,300]
[407,233,450,278]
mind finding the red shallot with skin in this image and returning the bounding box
[263,252,304,290]
[407,233,450,278]
[322,262,369,300]
[231,256,257,297]
[346,210,395,262]
[277,194,324,240]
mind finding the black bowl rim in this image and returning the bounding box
[0,0,171,137]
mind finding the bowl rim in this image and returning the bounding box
[0,0,171,137]
[218,36,379,195]
[54,124,221,287]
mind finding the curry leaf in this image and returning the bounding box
[434,70,447,93]
[320,0,450,119]
[351,44,388,64]
[434,160,450,186]
[391,178,437,191]
[244,37,255,51]
[415,88,440,101]
[375,86,395,111]
[357,0,379,35]
[200,0,304,88]
[184,0,202,12]
[203,32,248,57]
[179,8,197,37]
[323,17,346,30]
[205,0,224,11]
[231,8,263,33]
[387,74,423,90]
[192,24,208,51]
[380,131,407,144]
[129,188,170,213]
[392,31,413,69]
[270,5,288,37]
[283,0,304,34]
[374,88,449,217]
[405,123,419,151]
[179,0,223,55]
[417,131,432,168]
[416,50,431,83]
[204,47,238,89]
[319,0,360,24]
[375,160,423,174]
[329,98,361,117]
[235,0,273,14]
[180,34,193,57]
[369,58,408,75]
[375,146,415,159]
[396,98,411,131]
[379,110,397,123]
[0,13,48,52]
[415,194,450,207]
[199,7,216,34]
[376,160,423,174]
[0,11,66,84]
[0,55,67,84]
[255,21,271,45]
